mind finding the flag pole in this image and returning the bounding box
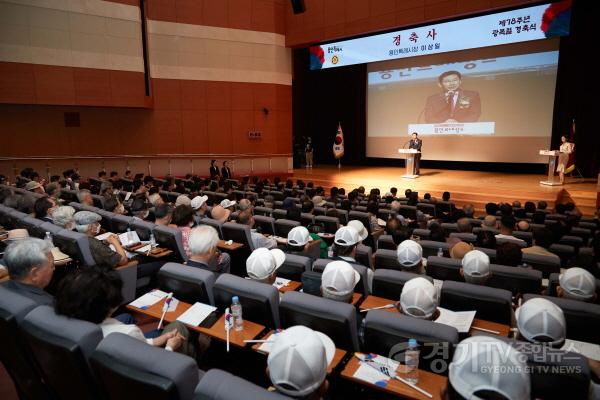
[338,158,341,169]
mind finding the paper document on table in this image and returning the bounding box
[273,278,291,289]
[119,231,140,247]
[129,290,169,309]
[176,302,217,326]
[257,330,284,353]
[435,307,476,333]
[95,232,112,241]
[562,339,600,361]
[353,353,399,386]
[135,244,152,254]
[354,364,391,386]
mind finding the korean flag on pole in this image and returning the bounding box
[333,122,345,159]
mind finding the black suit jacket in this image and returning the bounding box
[221,167,231,179]
[209,166,220,178]
[424,89,481,123]
[409,139,422,151]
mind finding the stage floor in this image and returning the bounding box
[291,166,598,215]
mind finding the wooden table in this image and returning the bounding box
[218,240,244,251]
[358,295,510,337]
[277,280,302,294]
[351,292,362,306]
[252,330,347,374]
[341,353,447,400]
[127,297,265,348]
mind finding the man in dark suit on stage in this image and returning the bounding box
[409,132,422,175]
[424,70,481,123]
[209,160,220,180]
[221,161,232,179]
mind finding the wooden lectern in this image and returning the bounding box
[398,149,420,179]
[539,150,561,186]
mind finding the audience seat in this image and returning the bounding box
[153,225,188,263]
[0,287,52,399]
[254,206,272,217]
[363,310,459,374]
[374,249,402,271]
[130,220,156,241]
[349,211,371,233]
[417,203,436,217]
[548,244,575,268]
[440,281,513,325]
[412,229,431,240]
[279,291,359,351]
[278,254,311,282]
[419,240,450,258]
[274,219,300,238]
[158,262,216,305]
[194,368,289,400]
[522,294,600,344]
[372,269,433,300]
[355,244,373,270]
[21,305,103,400]
[53,229,96,267]
[253,215,275,235]
[377,235,397,251]
[522,252,561,278]
[199,218,224,239]
[90,333,203,400]
[314,215,339,234]
[425,256,462,282]
[487,264,542,296]
[449,232,476,243]
[213,274,280,329]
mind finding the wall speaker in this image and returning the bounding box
[262,107,269,115]
[290,0,305,14]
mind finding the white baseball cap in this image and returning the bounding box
[400,277,437,319]
[334,226,359,246]
[321,261,360,298]
[516,297,566,346]
[246,247,285,280]
[287,226,311,246]
[347,220,368,241]
[220,199,236,209]
[461,250,491,278]
[267,326,334,397]
[175,195,191,207]
[449,336,530,400]
[190,195,208,210]
[396,240,423,268]
[559,267,596,301]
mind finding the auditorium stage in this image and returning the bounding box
[291,166,598,216]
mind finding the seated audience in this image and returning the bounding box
[475,230,496,249]
[74,211,128,267]
[320,260,360,303]
[399,277,438,319]
[103,197,125,215]
[210,204,231,224]
[482,215,498,231]
[238,212,277,249]
[266,326,332,399]
[515,297,565,347]
[286,226,315,260]
[246,247,285,285]
[175,194,191,207]
[496,242,524,267]
[496,215,525,244]
[1,238,54,305]
[557,267,597,302]
[25,181,45,194]
[522,228,559,261]
[190,195,209,223]
[396,240,425,274]
[456,217,472,233]
[460,250,491,285]
[186,225,230,274]
[153,203,173,226]
[462,204,475,218]
[446,336,530,400]
[52,205,75,230]
[331,226,360,263]
[449,240,473,260]
[34,197,57,222]
[172,204,195,258]
[54,268,190,354]
[77,189,94,206]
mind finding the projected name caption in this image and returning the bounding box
[408,123,496,135]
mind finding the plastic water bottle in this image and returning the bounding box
[404,338,420,384]
[149,233,156,247]
[437,247,443,258]
[44,231,54,246]
[231,296,244,331]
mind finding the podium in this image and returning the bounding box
[398,149,420,179]
[539,150,561,186]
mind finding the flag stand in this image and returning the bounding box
[338,159,341,169]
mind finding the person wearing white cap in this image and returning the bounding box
[446,336,530,400]
[321,261,360,303]
[460,250,491,285]
[396,240,425,274]
[25,180,45,194]
[267,325,333,398]
[175,194,192,207]
[2,238,55,305]
[286,226,315,260]
[220,198,236,209]
[246,247,285,285]
[187,225,230,274]
[557,267,597,302]
[515,297,566,347]
[238,212,277,250]
[74,211,128,267]
[331,225,374,292]
[190,195,209,223]
[347,220,368,243]
[399,277,438,320]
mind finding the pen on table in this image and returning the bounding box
[360,304,395,313]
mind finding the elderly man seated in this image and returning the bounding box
[399,277,439,320]
[460,250,491,285]
[77,189,94,207]
[396,240,425,274]
[52,205,76,230]
[320,260,360,303]
[186,225,230,274]
[1,238,55,305]
[74,211,128,267]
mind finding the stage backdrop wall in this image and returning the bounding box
[292,0,598,177]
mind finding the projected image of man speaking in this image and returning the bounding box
[424,71,481,123]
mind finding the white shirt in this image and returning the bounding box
[495,234,525,243]
[100,318,173,351]
[251,231,277,250]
